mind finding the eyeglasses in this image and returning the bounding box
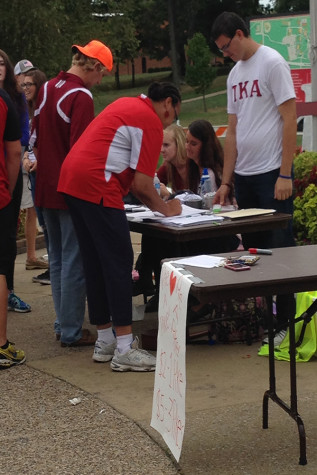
[21,82,35,89]
[218,35,234,53]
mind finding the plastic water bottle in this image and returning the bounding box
[200,168,212,196]
[153,173,160,195]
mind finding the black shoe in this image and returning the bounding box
[145,293,159,313]
[187,304,214,324]
[32,269,51,285]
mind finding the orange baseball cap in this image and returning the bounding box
[72,40,113,71]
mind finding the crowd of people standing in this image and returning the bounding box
[0,10,298,370]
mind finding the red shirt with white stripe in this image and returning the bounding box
[32,71,94,209]
[58,95,163,210]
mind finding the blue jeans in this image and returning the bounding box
[29,172,49,254]
[234,168,295,249]
[43,208,86,344]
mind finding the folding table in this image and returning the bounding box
[167,245,317,465]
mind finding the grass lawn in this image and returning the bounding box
[92,70,302,147]
[92,71,229,127]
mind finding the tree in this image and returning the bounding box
[0,0,105,78]
[107,15,140,89]
[185,33,217,112]
[167,0,180,86]
[92,0,140,88]
[130,0,264,79]
[273,0,309,12]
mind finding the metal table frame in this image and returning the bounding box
[166,245,317,466]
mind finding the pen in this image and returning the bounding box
[248,248,273,255]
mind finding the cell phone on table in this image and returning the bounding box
[224,263,251,271]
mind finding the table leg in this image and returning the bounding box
[289,309,307,465]
[262,298,275,429]
[262,302,307,465]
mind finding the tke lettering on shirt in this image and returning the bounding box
[232,80,262,102]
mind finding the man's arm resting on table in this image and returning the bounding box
[275,98,297,201]
[131,171,182,217]
[5,139,21,195]
[213,113,238,206]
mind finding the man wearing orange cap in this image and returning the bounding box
[31,40,113,347]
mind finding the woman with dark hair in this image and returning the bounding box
[0,49,31,312]
[58,81,182,371]
[186,119,234,201]
[185,119,239,256]
[21,69,50,284]
[0,50,27,124]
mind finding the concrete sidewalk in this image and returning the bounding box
[3,234,317,474]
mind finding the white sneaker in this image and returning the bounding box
[110,336,156,372]
[92,340,116,362]
[262,329,287,347]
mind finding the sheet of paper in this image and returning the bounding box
[216,208,276,219]
[151,262,192,462]
[126,209,155,220]
[171,254,226,268]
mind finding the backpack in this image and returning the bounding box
[212,297,266,345]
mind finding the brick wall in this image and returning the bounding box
[118,55,172,75]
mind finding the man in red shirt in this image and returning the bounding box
[0,88,26,368]
[32,40,113,347]
[58,82,182,371]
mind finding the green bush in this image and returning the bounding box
[293,152,317,244]
[294,184,317,244]
[293,151,317,181]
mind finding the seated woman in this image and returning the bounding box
[157,123,188,199]
[141,120,239,312]
[184,119,239,255]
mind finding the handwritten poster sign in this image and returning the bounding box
[150,262,192,461]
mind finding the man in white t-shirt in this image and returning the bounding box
[212,12,297,347]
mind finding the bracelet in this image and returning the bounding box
[279,174,292,179]
[221,183,232,189]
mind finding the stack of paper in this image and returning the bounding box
[159,214,224,226]
[126,204,226,226]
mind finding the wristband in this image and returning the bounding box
[221,183,232,189]
[279,174,292,179]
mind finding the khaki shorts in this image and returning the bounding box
[20,172,34,209]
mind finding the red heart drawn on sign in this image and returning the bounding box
[170,271,177,295]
